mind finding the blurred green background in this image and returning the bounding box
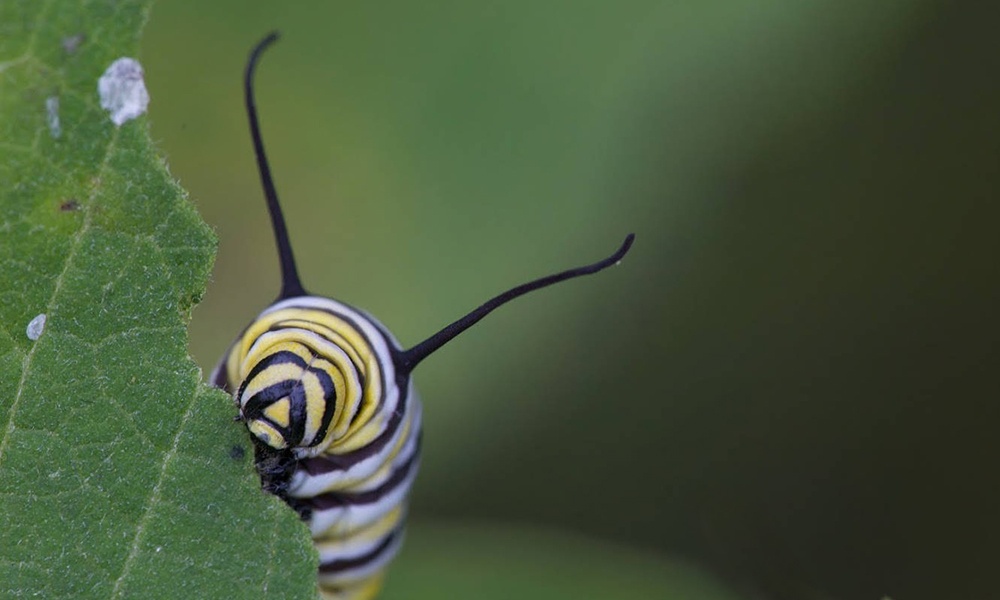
[142,1,999,598]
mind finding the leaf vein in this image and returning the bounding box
[108,379,199,598]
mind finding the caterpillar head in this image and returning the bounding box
[234,328,378,457]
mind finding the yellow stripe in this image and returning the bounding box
[241,337,311,380]
[247,419,286,449]
[240,361,301,405]
[299,367,329,445]
[314,505,404,547]
[319,574,384,600]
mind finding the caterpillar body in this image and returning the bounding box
[211,32,634,600]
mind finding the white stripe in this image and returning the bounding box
[308,455,421,537]
[316,524,398,565]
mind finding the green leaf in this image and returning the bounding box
[0,2,316,598]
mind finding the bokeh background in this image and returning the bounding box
[142,1,999,598]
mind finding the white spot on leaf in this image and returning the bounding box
[26,313,46,340]
[46,96,61,138]
[62,33,85,54]
[98,58,149,126]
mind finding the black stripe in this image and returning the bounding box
[285,376,309,446]
[210,353,232,392]
[307,433,421,510]
[318,528,401,574]
[304,363,338,447]
[350,369,368,426]
[241,379,296,423]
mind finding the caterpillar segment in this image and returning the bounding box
[212,298,420,599]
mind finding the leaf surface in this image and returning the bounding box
[0,2,316,598]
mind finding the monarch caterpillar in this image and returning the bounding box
[210,31,635,600]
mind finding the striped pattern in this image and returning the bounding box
[212,296,421,600]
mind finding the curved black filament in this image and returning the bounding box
[245,31,308,299]
[395,233,635,373]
